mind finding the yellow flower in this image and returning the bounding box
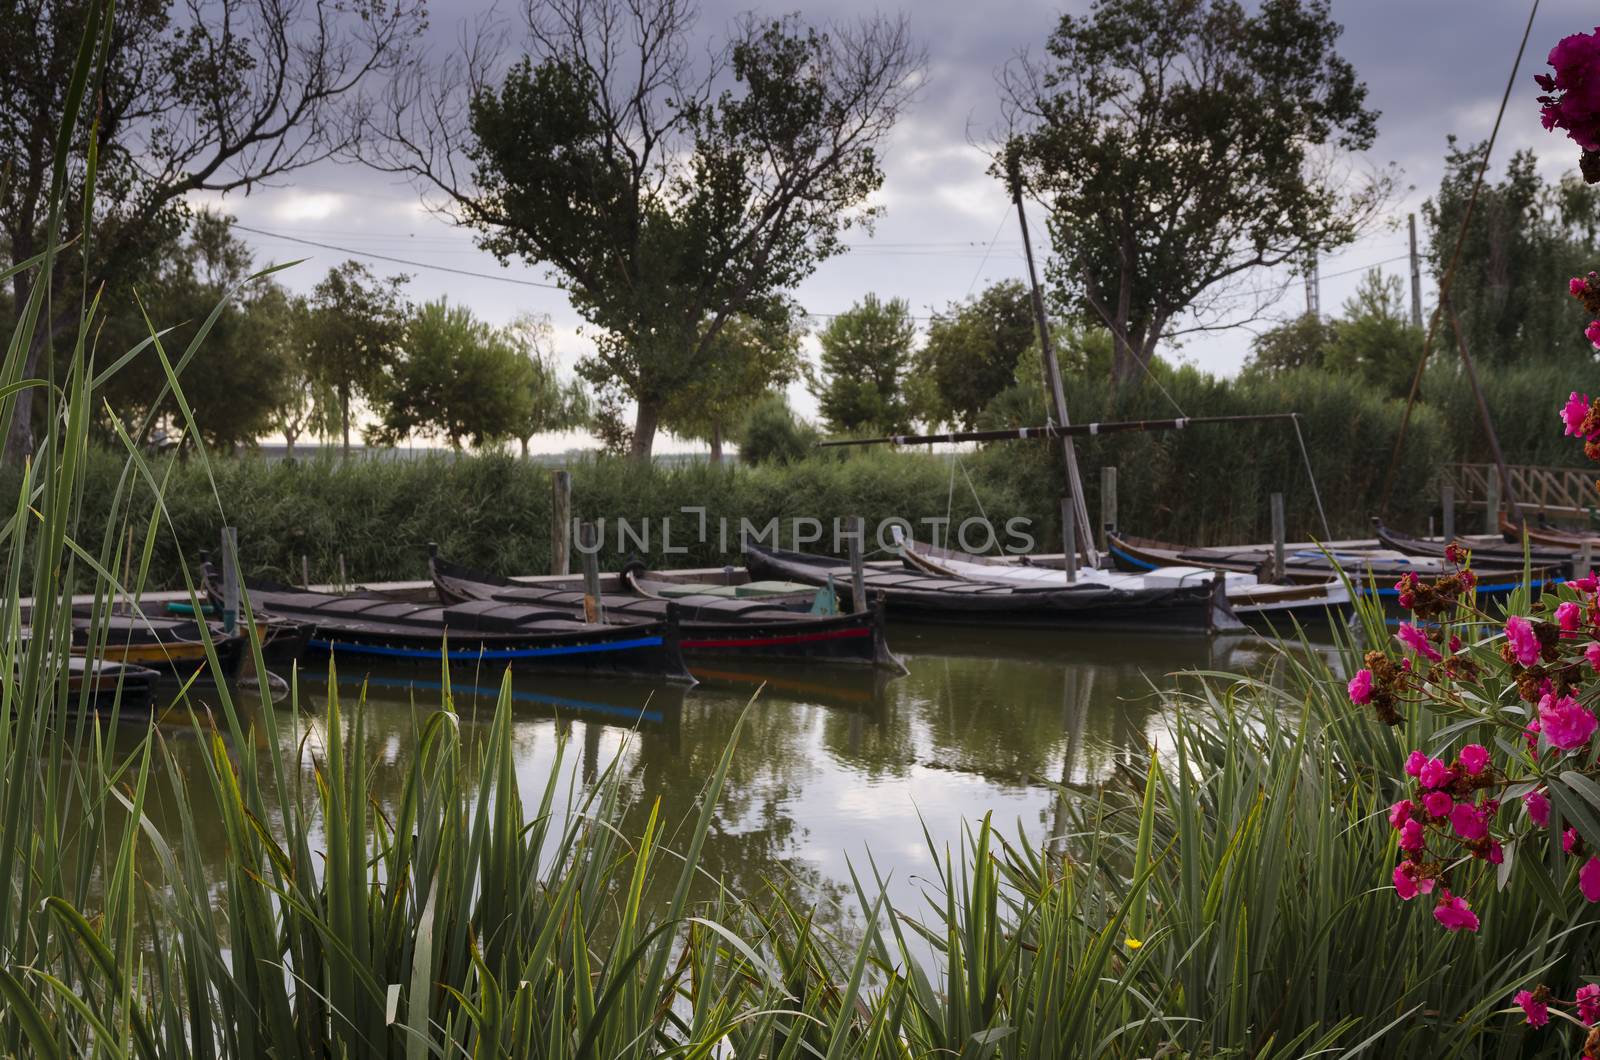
[1124,937,1142,950]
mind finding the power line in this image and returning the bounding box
[232,224,567,290]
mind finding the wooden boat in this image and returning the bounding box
[429,553,903,671]
[743,542,1241,634]
[1372,518,1571,569]
[69,611,248,682]
[1499,514,1600,552]
[203,566,695,684]
[898,536,1350,626]
[1108,530,1561,598]
[61,657,160,716]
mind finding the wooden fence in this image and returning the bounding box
[1443,463,1596,519]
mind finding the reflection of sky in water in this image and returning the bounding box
[133,625,1344,937]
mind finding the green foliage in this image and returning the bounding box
[662,312,806,459]
[372,298,536,449]
[1424,140,1600,364]
[1009,0,1389,385]
[92,209,295,448]
[913,280,1038,429]
[302,261,409,452]
[502,313,593,455]
[1325,269,1425,397]
[1246,313,1338,375]
[451,5,918,457]
[735,392,817,466]
[812,294,917,434]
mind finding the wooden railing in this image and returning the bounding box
[1443,463,1596,519]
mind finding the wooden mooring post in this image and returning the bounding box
[1100,466,1117,554]
[1485,471,1500,536]
[1441,485,1455,543]
[1270,493,1286,583]
[1580,539,1594,580]
[847,515,867,613]
[579,520,605,623]
[220,527,239,634]
[551,469,572,576]
[1061,496,1078,583]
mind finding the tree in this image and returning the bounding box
[1324,269,1421,397]
[1,0,424,462]
[662,311,806,462]
[269,297,337,458]
[302,262,409,454]
[912,281,1037,430]
[372,298,529,449]
[1423,140,1600,365]
[93,209,294,449]
[1004,0,1388,387]
[738,392,818,466]
[811,294,915,434]
[502,313,592,456]
[1244,315,1336,376]
[368,0,922,461]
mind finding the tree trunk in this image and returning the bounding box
[629,400,659,463]
[284,429,297,459]
[2,299,52,465]
[520,436,530,458]
[709,423,723,464]
[340,386,351,456]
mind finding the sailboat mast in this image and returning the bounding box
[1008,154,1099,568]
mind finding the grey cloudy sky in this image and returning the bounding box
[197,0,1598,450]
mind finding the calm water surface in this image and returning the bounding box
[135,624,1339,925]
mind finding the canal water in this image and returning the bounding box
[129,624,1341,932]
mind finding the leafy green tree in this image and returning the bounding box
[1423,140,1600,365]
[1244,315,1336,376]
[303,261,409,454]
[369,0,922,460]
[372,298,531,449]
[0,0,423,462]
[1005,0,1388,387]
[737,392,818,466]
[502,313,592,456]
[811,295,916,435]
[1324,270,1422,397]
[663,312,806,462]
[94,210,293,449]
[268,296,338,458]
[912,281,1037,430]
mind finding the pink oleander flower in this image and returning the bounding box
[1567,391,1595,436]
[1400,818,1426,853]
[1587,642,1600,673]
[1396,572,1419,609]
[1578,983,1600,1025]
[1485,840,1505,865]
[1567,827,1581,854]
[1459,744,1489,775]
[1539,692,1598,750]
[1451,800,1489,842]
[1388,799,1413,829]
[1396,622,1441,663]
[1445,542,1465,565]
[1448,633,1462,654]
[1515,989,1551,1027]
[1420,757,1454,790]
[1575,277,1593,297]
[1575,570,1600,592]
[1526,789,1551,828]
[1433,889,1479,932]
[1423,791,1454,818]
[1583,856,1600,903]
[1526,718,1544,754]
[1506,615,1541,667]
[1347,669,1374,705]
[1588,320,1600,350]
[1559,600,1583,633]
[1393,861,1419,900]
[1405,750,1427,777]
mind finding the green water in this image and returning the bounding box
[128,624,1335,925]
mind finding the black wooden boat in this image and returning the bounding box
[742,542,1239,634]
[429,553,903,671]
[204,566,695,683]
[1371,518,1572,569]
[61,657,160,716]
[1108,530,1563,599]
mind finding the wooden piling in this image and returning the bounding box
[220,527,239,634]
[1581,539,1593,581]
[337,553,347,591]
[847,515,867,613]
[1100,466,1118,554]
[1270,493,1286,584]
[301,554,310,589]
[1485,471,1500,536]
[1061,496,1077,583]
[1441,485,1455,543]
[551,469,572,576]
[579,520,605,623]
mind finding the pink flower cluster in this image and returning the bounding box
[1513,982,1600,1030]
[1537,29,1600,151]
[1389,744,1504,930]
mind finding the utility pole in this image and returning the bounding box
[1006,146,1097,568]
[1408,213,1424,329]
[1303,250,1321,320]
